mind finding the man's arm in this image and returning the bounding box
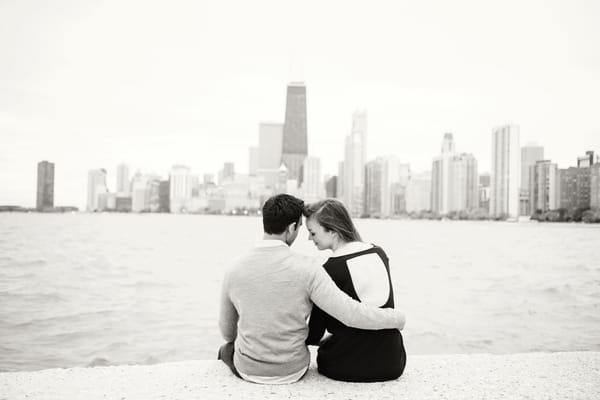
[308,264,406,330]
[218,270,238,342]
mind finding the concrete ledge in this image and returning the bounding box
[1,352,599,399]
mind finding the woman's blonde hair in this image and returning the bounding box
[303,198,362,243]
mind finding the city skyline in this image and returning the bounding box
[2,1,599,208]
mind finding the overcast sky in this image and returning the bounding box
[1,0,599,208]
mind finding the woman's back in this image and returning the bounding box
[306,244,407,382]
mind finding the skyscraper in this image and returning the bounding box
[87,169,108,212]
[248,147,259,176]
[169,165,192,213]
[557,167,591,209]
[479,173,491,212]
[363,156,408,218]
[281,82,307,183]
[364,159,383,218]
[490,125,520,219]
[529,160,558,213]
[431,133,455,214]
[406,171,432,213]
[301,156,323,202]
[577,150,599,168]
[520,145,544,215]
[343,110,367,216]
[325,176,338,198]
[448,153,479,212]
[218,162,235,185]
[116,163,130,195]
[336,162,344,200]
[36,161,54,211]
[259,122,284,170]
[591,164,600,209]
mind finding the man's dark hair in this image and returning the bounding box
[262,194,304,234]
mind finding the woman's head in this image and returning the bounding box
[303,199,362,251]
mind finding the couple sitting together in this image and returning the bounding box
[218,194,407,384]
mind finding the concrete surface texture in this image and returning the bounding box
[1,352,599,400]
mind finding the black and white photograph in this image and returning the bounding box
[1,0,599,398]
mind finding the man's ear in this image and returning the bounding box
[287,222,296,234]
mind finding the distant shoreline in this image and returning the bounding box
[2,207,600,223]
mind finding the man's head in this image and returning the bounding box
[262,194,304,246]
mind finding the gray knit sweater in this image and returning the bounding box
[219,240,405,378]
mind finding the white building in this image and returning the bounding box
[301,156,323,203]
[116,163,130,195]
[336,161,344,200]
[490,125,521,219]
[220,174,263,212]
[259,122,284,170]
[520,144,544,215]
[406,171,432,213]
[431,133,455,214]
[431,134,479,214]
[364,156,409,218]
[87,168,108,212]
[343,110,367,216]
[169,165,192,213]
[448,153,478,212]
[248,146,260,176]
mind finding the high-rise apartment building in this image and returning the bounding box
[490,125,520,219]
[131,177,149,213]
[116,163,130,195]
[218,162,235,185]
[520,145,544,215]
[431,133,455,214]
[325,176,338,198]
[36,160,54,211]
[343,110,367,216]
[591,164,600,209]
[363,156,408,218]
[577,150,599,168]
[159,180,170,212]
[169,165,191,213]
[301,156,322,202]
[281,83,307,184]
[406,171,431,213]
[248,147,260,176]
[364,159,383,217]
[336,162,344,200]
[432,134,476,214]
[87,168,108,212]
[259,122,284,170]
[448,153,479,212]
[479,173,491,212]
[529,160,558,213]
[557,167,591,209]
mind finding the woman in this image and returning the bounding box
[303,199,406,382]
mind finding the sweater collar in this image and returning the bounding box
[254,239,289,249]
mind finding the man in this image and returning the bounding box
[218,194,406,384]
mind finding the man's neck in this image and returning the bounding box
[263,233,288,245]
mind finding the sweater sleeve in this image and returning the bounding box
[218,269,238,343]
[308,262,406,330]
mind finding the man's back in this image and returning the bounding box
[220,241,316,378]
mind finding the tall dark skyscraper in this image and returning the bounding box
[281,82,307,184]
[36,160,54,210]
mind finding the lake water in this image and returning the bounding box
[1,213,599,372]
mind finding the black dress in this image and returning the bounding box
[306,245,407,382]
